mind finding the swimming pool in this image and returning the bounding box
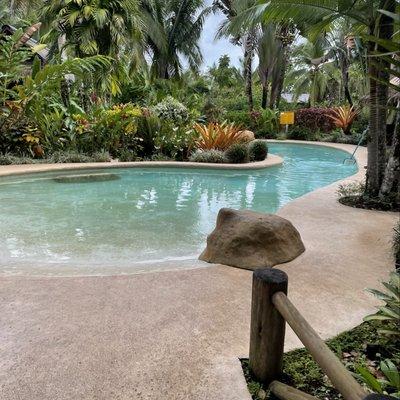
[0,143,357,275]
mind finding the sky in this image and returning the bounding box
[199,1,243,70]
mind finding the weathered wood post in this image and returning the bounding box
[249,268,288,384]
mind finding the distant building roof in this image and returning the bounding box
[1,24,49,62]
[281,93,310,103]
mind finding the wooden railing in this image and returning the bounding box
[248,268,392,400]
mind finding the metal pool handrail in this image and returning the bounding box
[343,127,368,164]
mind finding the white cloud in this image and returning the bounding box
[199,3,243,70]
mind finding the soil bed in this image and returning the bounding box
[241,321,400,400]
[339,195,400,212]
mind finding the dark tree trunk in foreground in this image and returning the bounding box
[380,101,400,201]
[365,0,395,199]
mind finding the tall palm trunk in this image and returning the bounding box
[270,24,293,109]
[261,81,268,109]
[340,56,353,106]
[244,29,256,111]
[274,61,286,109]
[365,0,395,198]
[269,57,285,109]
[379,100,399,200]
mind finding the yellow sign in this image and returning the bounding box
[280,111,295,125]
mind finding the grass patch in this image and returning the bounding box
[241,321,400,399]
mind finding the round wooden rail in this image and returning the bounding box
[272,291,368,400]
[269,381,318,400]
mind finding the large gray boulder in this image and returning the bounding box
[199,208,305,270]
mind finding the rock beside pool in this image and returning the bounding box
[238,130,255,143]
[199,208,305,270]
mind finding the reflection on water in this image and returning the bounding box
[0,143,357,275]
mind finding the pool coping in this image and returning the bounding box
[0,153,283,178]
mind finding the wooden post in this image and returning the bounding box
[269,381,319,400]
[272,292,368,400]
[249,268,288,384]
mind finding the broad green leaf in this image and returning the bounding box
[381,360,400,389]
[357,365,383,393]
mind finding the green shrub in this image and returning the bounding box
[224,143,249,164]
[117,149,138,162]
[136,113,160,157]
[250,108,280,138]
[351,112,369,134]
[91,151,111,162]
[336,181,365,198]
[49,151,92,163]
[364,271,400,336]
[224,110,251,128]
[320,129,366,145]
[88,104,143,156]
[0,154,38,165]
[152,96,189,124]
[248,140,268,161]
[190,149,227,163]
[287,126,321,141]
[150,153,172,161]
[202,99,224,123]
[49,151,112,163]
[154,124,196,160]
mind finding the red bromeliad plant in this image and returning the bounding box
[193,122,244,151]
[327,106,358,135]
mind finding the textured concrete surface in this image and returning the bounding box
[0,142,397,400]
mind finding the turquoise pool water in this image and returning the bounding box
[0,143,357,275]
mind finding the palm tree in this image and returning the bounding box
[257,23,281,109]
[141,0,207,80]
[215,0,259,110]
[257,22,296,109]
[234,0,398,201]
[7,0,42,17]
[41,0,143,58]
[285,37,339,106]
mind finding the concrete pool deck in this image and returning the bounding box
[0,142,397,400]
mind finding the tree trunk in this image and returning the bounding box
[365,1,395,198]
[341,56,353,106]
[261,83,268,109]
[379,101,399,200]
[60,79,70,107]
[269,54,287,108]
[260,69,269,109]
[273,56,287,109]
[367,48,380,195]
[244,30,256,111]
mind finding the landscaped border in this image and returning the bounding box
[0,153,283,178]
[0,139,364,179]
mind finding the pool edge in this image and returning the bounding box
[0,153,284,178]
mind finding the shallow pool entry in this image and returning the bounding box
[0,143,357,276]
[53,173,120,183]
